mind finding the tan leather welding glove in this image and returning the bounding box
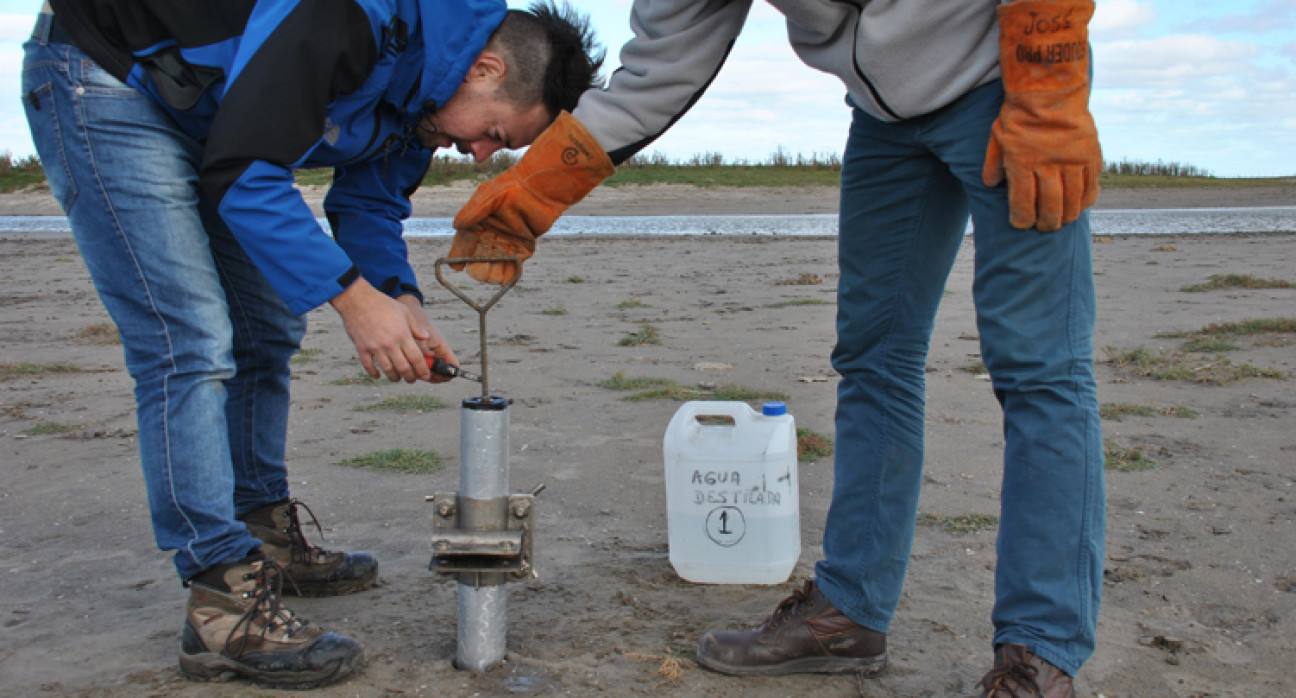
[983,0,1102,232]
[450,111,614,284]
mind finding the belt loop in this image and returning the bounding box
[32,13,54,45]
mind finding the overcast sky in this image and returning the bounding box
[0,0,1291,177]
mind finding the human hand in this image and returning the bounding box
[331,279,453,383]
[395,294,458,384]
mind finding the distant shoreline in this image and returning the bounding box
[1,182,1293,219]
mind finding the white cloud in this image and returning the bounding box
[1091,0,1158,39]
[0,13,33,41]
[1281,40,1296,63]
[0,14,28,158]
[1095,35,1260,88]
[1176,0,1296,35]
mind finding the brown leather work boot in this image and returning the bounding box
[978,644,1076,698]
[695,579,888,676]
[179,555,363,688]
[240,499,378,597]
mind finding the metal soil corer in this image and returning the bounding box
[426,255,541,672]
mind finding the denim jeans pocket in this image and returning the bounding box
[75,57,143,95]
[21,43,78,211]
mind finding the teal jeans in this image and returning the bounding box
[815,81,1105,676]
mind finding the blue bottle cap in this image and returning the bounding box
[762,401,787,416]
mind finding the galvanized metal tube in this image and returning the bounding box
[455,397,510,671]
[460,399,509,497]
[457,583,507,671]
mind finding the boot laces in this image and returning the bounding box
[227,559,308,655]
[283,499,330,566]
[763,579,816,629]
[979,660,1042,697]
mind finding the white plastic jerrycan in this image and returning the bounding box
[663,401,800,584]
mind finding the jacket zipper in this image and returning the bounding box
[844,3,901,120]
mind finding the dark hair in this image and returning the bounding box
[488,1,605,116]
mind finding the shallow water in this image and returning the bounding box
[3,206,1294,237]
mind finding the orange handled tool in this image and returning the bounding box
[427,356,482,382]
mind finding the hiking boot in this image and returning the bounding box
[695,579,888,676]
[978,644,1076,698]
[240,499,378,597]
[179,556,363,689]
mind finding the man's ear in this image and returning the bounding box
[466,50,507,85]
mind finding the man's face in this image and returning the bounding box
[419,53,552,162]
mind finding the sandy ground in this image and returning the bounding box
[1,185,1294,697]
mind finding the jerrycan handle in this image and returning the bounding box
[671,401,755,436]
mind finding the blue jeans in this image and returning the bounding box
[22,23,305,580]
[813,81,1105,676]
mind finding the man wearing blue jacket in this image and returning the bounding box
[449,1,1104,695]
[22,0,602,688]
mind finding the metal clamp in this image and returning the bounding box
[433,256,521,400]
[428,492,537,584]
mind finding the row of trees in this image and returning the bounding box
[1101,158,1213,178]
[1,148,1214,182]
[431,151,1216,178]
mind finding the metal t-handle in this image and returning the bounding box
[433,256,522,399]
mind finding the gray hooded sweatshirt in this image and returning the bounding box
[573,0,1004,164]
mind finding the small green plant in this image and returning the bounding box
[711,385,788,402]
[355,395,449,412]
[962,360,988,374]
[770,298,833,308]
[1159,317,1296,339]
[1154,317,1296,357]
[917,512,999,535]
[73,322,120,345]
[1161,356,1286,384]
[1180,336,1238,353]
[600,372,675,391]
[291,347,325,364]
[621,384,703,402]
[22,422,78,436]
[329,373,387,386]
[0,362,82,378]
[617,297,649,309]
[1180,274,1293,292]
[1099,403,1197,421]
[774,273,822,286]
[339,448,445,473]
[566,275,587,284]
[1104,439,1157,471]
[541,303,568,316]
[618,324,661,347]
[1104,346,1285,385]
[1105,347,1164,372]
[600,372,786,403]
[797,427,834,462]
[1198,317,1296,337]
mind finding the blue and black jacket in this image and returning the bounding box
[50,0,506,314]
